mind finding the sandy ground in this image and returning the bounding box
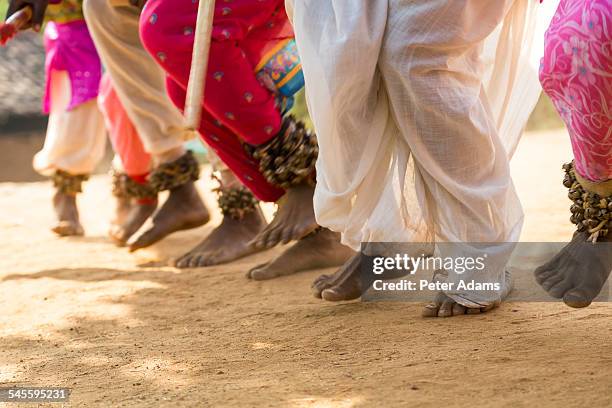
[0,130,611,408]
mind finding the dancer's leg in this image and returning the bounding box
[164,79,269,267]
[83,0,210,249]
[139,0,319,252]
[535,0,612,308]
[98,74,158,246]
[34,70,106,237]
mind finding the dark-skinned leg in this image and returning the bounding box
[535,164,612,308]
[129,151,210,251]
[108,172,158,247]
[175,181,267,268]
[50,170,87,237]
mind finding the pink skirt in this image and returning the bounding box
[43,20,102,114]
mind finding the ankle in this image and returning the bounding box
[52,170,88,196]
[136,197,158,206]
[150,151,200,193]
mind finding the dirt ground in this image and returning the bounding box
[0,130,611,408]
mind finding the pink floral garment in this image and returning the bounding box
[540,0,612,182]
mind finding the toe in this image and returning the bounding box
[175,256,189,268]
[541,275,565,291]
[321,283,361,301]
[176,252,204,269]
[254,215,283,248]
[547,278,573,298]
[563,289,593,308]
[251,266,280,281]
[313,274,332,286]
[250,228,272,249]
[265,227,283,249]
[53,222,84,237]
[188,254,205,268]
[422,303,440,318]
[534,266,556,284]
[438,299,455,318]
[280,226,295,245]
[200,250,222,267]
[247,263,269,279]
[311,275,333,298]
[452,303,467,316]
[320,287,345,302]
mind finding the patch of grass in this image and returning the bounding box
[0,0,7,18]
[289,88,313,130]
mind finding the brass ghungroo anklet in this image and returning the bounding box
[212,173,259,220]
[111,171,157,200]
[564,162,611,242]
[149,150,200,192]
[245,115,318,190]
[52,170,88,195]
[216,186,259,220]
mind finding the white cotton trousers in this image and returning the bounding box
[289,0,547,306]
[34,70,106,176]
[82,0,189,160]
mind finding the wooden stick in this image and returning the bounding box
[6,6,33,28]
[184,0,216,131]
[0,7,33,45]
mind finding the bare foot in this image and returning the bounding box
[247,228,355,280]
[175,207,267,268]
[535,232,612,308]
[312,253,364,301]
[311,252,413,301]
[250,183,318,250]
[422,270,513,318]
[109,199,158,247]
[129,181,210,252]
[51,191,84,237]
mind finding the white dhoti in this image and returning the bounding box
[34,70,106,176]
[289,0,548,306]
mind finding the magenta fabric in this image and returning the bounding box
[540,0,612,182]
[43,19,102,114]
[140,0,292,202]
